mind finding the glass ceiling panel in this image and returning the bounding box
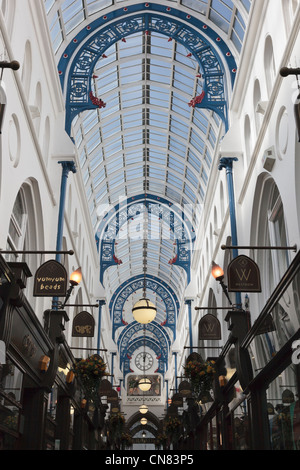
[44,0,252,361]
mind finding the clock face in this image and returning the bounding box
[135,352,154,371]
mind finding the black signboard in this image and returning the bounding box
[199,313,221,340]
[72,311,95,337]
[33,260,68,297]
[227,255,261,292]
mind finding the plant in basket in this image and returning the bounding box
[183,359,216,400]
[164,416,182,445]
[108,412,126,444]
[120,432,133,449]
[72,354,107,403]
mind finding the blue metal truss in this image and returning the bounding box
[58,4,237,135]
[109,273,179,340]
[96,194,195,284]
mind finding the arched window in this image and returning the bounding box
[0,0,15,37]
[253,79,263,134]
[6,190,27,258]
[42,116,51,166]
[264,36,276,98]
[244,114,252,164]
[251,175,290,299]
[32,82,42,136]
[220,181,225,221]
[21,41,32,99]
[6,180,43,307]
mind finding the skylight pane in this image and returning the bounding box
[86,0,113,15]
[181,0,208,14]
[44,0,55,14]
[49,11,63,52]
[61,0,85,35]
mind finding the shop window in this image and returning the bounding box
[231,398,251,450]
[0,360,23,435]
[246,257,300,379]
[47,384,58,420]
[267,363,300,450]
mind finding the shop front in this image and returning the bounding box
[198,251,300,450]
[0,255,104,450]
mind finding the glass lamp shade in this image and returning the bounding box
[139,404,148,414]
[70,267,82,286]
[138,377,151,391]
[211,262,224,280]
[132,298,157,324]
[140,418,147,425]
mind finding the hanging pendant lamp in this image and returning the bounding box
[139,404,148,414]
[138,377,151,392]
[132,297,157,324]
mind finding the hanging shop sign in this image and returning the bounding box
[33,260,68,297]
[227,255,261,292]
[199,313,221,340]
[72,311,95,337]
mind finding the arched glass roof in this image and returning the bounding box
[44,0,252,374]
[45,0,252,58]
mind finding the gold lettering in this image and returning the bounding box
[204,323,215,332]
[235,268,251,281]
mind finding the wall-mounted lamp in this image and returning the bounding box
[39,355,50,372]
[211,262,232,305]
[61,267,82,308]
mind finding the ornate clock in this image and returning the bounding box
[135,352,154,371]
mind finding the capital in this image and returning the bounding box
[218,157,238,172]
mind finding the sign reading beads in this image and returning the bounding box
[33,260,68,297]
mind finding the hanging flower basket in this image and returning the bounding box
[120,432,133,449]
[72,355,107,403]
[164,416,182,445]
[155,433,168,449]
[108,412,126,444]
[183,359,216,400]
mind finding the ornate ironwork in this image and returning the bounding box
[58,8,236,135]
